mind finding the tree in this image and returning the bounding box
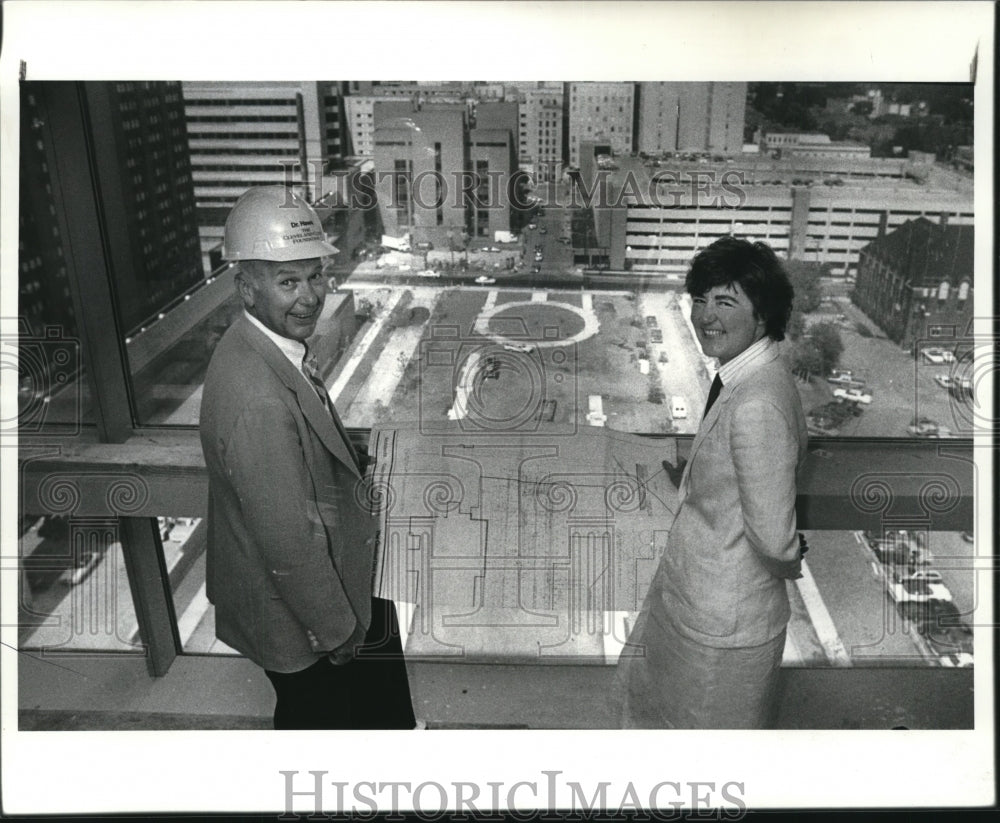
[790,339,824,381]
[786,312,806,341]
[809,321,845,375]
[785,260,824,315]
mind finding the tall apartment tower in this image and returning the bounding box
[566,82,635,167]
[344,93,401,157]
[19,86,77,347]
[637,82,747,155]
[514,84,564,182]
[182,82,348,269]
[22,82,203,338]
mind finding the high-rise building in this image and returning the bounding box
[344,82,479,159]
[17,81,204,428]
[373,101,468,244]
[470,102,519,239]
[513,84,564,182]
[21,82,203,338]
[182,82,348,270]
[567,82,635,167]
[344,93,399,158]
[637,82,747,155]
[92,82,204,334]
[372,99,519,246]
[19,86,77,347]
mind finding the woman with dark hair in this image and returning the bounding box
[614,236,808,729]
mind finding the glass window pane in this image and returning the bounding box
[17,84,95,433]
[18,514,141,654]
[54,78,973,437]
[127,287,244,426]
[159,517,239,655]
[794,530,975,668]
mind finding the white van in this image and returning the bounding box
[670,395,688,419]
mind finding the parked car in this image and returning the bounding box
[938,650,975,668]
[417,269,440,278]
[534,252,544,262]
[527,222,537,230]
[415,241,434,252]
[645,315,658,328]
[833,387,872,405]
[539,226,547,234]
[649,330,663,343]
[887,577,947,604]
[888,569,952,603]
[933,374,956,390]
[897,599,973,664]
[952,379,974,401]
[907,418,952,438]
[503,342,534,354]
[922,347,954,364]
[531,265,541,274]
[474,276,496,285]
[670,395,688,420]
[867,532,930,567]
[827,373,866,388]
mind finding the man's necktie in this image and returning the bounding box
[703,373,723,420]
[302,352,362,471]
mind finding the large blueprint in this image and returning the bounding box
[366,423,679,663]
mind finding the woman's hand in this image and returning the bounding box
[662,457,687,489]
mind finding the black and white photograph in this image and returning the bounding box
[1,0,994,816]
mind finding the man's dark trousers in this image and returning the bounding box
[265,597,416,730]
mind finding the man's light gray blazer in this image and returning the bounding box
[200,314,376,673]
[654,345,808,648]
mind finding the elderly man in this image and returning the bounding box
[200,186,415,729]
[615,237,808,729]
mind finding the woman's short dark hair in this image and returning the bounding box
[685,237,795,341]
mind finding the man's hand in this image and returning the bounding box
[305,620,367,665]
[798,532,810,557]
[327,620,367,666]
[662,457,687,489]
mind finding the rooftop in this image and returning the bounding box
[863,217,975,282]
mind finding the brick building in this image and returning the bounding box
[854,217,974,349]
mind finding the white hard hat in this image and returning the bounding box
[222,186,338,262]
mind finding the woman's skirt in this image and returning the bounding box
[612,604,786,729]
